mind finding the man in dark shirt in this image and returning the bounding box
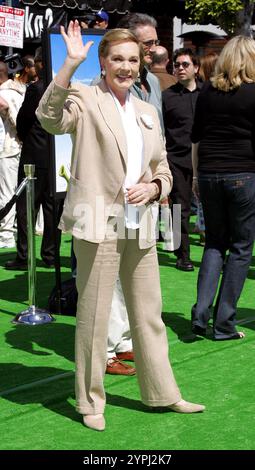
[162,48,201,271]
[5,47,59,270]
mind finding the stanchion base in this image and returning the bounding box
[12,307,55,325]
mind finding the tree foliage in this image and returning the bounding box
[186,0,255,35]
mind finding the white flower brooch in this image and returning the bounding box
[140,113,154,129]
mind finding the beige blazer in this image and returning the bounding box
[36,79,172,248]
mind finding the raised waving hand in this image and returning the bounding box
[55,20,94,88]
[60,20,94,65]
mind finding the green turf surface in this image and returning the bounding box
[0,228,255,450]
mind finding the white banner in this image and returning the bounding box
[0,5,24,49]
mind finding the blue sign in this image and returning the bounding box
[47,28,104,194]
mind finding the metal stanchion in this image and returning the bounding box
[12,164,55,325]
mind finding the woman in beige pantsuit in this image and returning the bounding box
[37,21,205,431]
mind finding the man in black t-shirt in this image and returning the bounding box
[162,48,201,271]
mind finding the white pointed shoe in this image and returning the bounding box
[83,414,105,431]
[168,399,205,413]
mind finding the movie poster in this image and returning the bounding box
[47,29,104,195]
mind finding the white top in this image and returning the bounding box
[111,90,144,229]
[0,116,5,152]
[0,78,25,159]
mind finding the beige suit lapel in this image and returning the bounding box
[96,83,154,177]
[131,95,152,176]
[96,81,128,167]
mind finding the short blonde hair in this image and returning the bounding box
[98,28,144,63]
[211,36,255,91]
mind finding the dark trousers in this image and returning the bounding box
[16,166,60,264]
[192,172,255,339]
[169,163,193,260]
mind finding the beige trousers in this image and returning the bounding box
[73,229,181,415]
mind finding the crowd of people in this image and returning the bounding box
[1,8,255,432]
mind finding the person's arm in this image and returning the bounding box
[55,20,94,88]
[36,20,94,135]
[0,89,23,128]
[192,142,199,198]
[191,86,209,200]
[192,142,199,178]
[17,83,42,141]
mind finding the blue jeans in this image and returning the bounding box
[192,172,255,339]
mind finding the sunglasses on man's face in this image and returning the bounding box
[174,61,192,69]
[142,39,160,48]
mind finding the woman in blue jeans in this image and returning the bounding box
[191,35,255,340]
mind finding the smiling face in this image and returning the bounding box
[134,25,159,66]
[100,41,140,103]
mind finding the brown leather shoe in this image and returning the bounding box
[168,399,205,413]
[116,351,134,362]
[106,357,136,375]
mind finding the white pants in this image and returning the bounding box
[0,154,19,246]
[107,277,132,359]
[160,204,175,251]
[35,205,44,235]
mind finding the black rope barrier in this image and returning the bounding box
[0,177,28,222]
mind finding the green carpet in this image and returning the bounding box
[0,228,255,450]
